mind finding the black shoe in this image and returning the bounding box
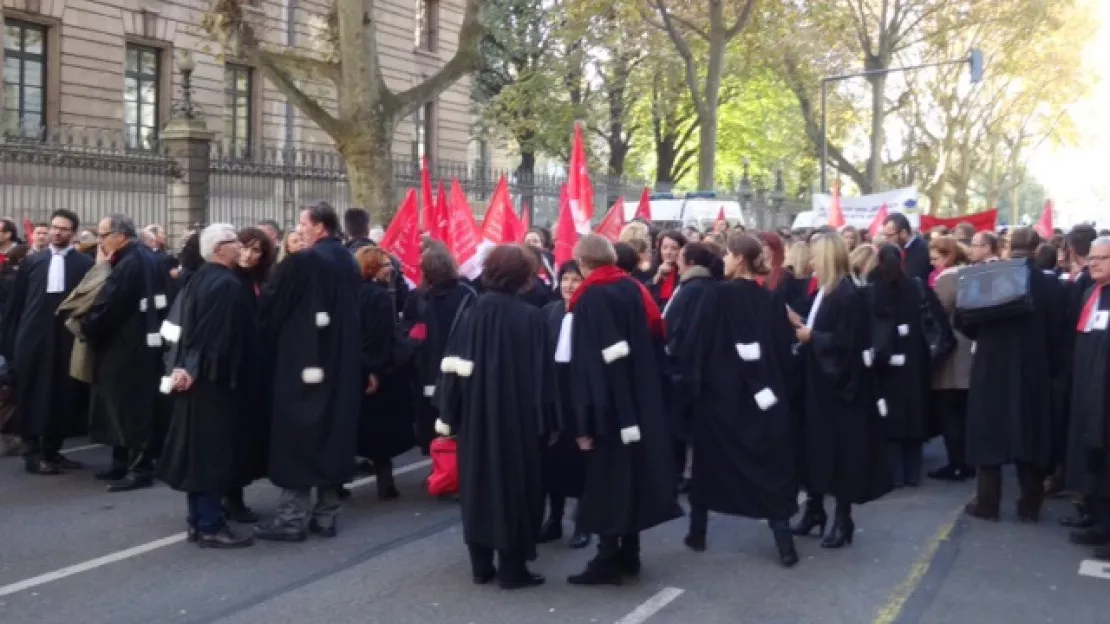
[792,504,828,537]
[354,458,376,476]
[95,465,128,481]
[197,527,254,549]
[953,466,976,481]
[684,533,706,552]
[773,528,799,567]
[499,570,545,590]
[338,486,352,500]
[820,516,855,549]
[963,498,1000,521]
[308,518,338,538]
[618,542,641,576]
[568,530,591,550]
[537,517,563,543]
[223,502,260,524]
[472,569,496,585]
[106,474,154,493]
[25,458,62,475]
[927,465,960,481]
[1061,512,1095,529]
[48,454,85,471]
[253,522,308,542]
[567,558,623,586]
[187,527,199,543]
[1070,527,1110,546]
[377,485,400,501]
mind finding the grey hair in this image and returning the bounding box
[105,214,138,239]
[200,223,237,259]
[1092,236,1110,250]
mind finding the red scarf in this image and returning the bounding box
[1077,284,1105,332]
[807,277,819,297]
[570,265,665,338]
[658,270,677,301]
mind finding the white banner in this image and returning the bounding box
[811,187,921,229]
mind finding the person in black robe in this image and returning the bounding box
[1,210,92,475]
[865,244,932,488]
[538,260,590,549]
[662,242,723,494]
[518,245,559,309]
[559,234,682,586]
[353,246,414,500]
[675,234,799,567]
[958,227,1064,523]
[402,248,476,455]
[82,214,170,493]
[1063,237,1110,557]
[790,232,890,549]
[254,202,362,541]
[437,245,550,590]
[156,224,256,549]
[648,230,686,310]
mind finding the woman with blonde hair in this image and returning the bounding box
[789,233,889,549]
[849,244,877,285]
[618,221,650,244]
[276,230,305,263]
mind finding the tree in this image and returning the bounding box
[201,0,485,222]
[648,0,758,190]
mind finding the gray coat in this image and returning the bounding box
[930,268,973,390]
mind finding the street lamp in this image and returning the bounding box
[739,157,754,207]
[819,48,984,192]
[171,51,201,120]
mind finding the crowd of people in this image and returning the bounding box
[1,203,1109,592]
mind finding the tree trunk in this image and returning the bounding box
[865,71,887,194]
[696,108,718,191]
[340,121,397,225]
[696,29,724,192]
[517,149,536,225]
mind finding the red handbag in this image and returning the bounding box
[426,436,459,496]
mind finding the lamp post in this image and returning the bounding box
[738,157,754,208]
[819,49,984,193]
[171,51,201,120]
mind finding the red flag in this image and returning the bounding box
[634,187,652,221]
[1035,200,1054,239]
[448,179,482,279]
[567,121,594,233]
[379,189,422,286]
[828,182,845,228]
[22,218,33,243]
[428,181,449,242]
[920,209,997,233]
[480,176,524,244]
[595,198,625,242]
[715,205,727,230]
[553,185,578,268]
[420,157,435,233]
[869,203,889,240]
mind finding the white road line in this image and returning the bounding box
[0,458,432,598]
[1078,559,1110,580]
[60,443,104,454]
[613,587,685,624]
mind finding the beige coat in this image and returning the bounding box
[56,262,111,383]
[931,267,973,389]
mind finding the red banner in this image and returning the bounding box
[919,209,997,233]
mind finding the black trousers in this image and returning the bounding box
[21,435,62,458]
[111,445,154,476]
[467,544,527,580]
[932,389,969,469]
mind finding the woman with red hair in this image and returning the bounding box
[757,231,787,291]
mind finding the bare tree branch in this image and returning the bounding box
[244,47,343,137]
[396,0,486,116]
[650,0,704,112]
[724,0,757,39]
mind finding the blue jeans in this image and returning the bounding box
[187,492,225,535]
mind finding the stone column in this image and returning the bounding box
[162,118,213,249]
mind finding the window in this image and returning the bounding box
[223,64,253,158]
[411,101,434,162]
[124,44,161,151]
[414,0,438,52]
[3,20,47,137]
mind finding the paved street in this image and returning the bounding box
[1,442,1108,624]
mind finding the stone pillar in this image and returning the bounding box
[162,118,213,249]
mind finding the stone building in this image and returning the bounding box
[0,0,479,164]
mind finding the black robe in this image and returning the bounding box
[1065,285,1110,495]
[231,268,270,484]
[260,237,361,489]
[357,279,415,461]
[439,292,550,559]
[1057,268,1094,468]
[542,300,585,499]
[157,263,258,493]
[402,279,476,452]
[676,279,798,520]
[865,277,931,441]
[82,242,166,451]
[1,248,93,440]
[957,259,1063,469]
[565,278,683,536]
[662,268,714,444]
[800,277,890,504]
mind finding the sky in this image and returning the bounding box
[1027,0,1110,227]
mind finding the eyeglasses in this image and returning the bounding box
[1089,255,1110,263]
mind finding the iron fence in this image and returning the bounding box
[0,127,176,233]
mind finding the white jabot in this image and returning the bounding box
[46,246,71,294]
[806,287,825,329]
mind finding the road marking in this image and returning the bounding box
[614,587,685,624]
[0,458,432,598]
[60,443,103,454]
[1078,559,1110,580]
[872,509,959,624]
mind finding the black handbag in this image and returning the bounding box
[954,259,1034,325]
[914,278,956,362]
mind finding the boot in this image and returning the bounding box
[197,526,254,549]
[223,489,260,524]
[376,459,399,501]
[1060,499,1095,529]
[568,537,623,586]
[964,466,1001,521]
[618,533,641,576]
[821,502,855,549]
[770,519,798,567]
[1015,463,1044,523]
[792,497,828,537]
[685,503,708,552]
[496,552,544,590]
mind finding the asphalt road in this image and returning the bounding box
[1,442,1108,624]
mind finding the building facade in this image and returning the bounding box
[0,0,475,164]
